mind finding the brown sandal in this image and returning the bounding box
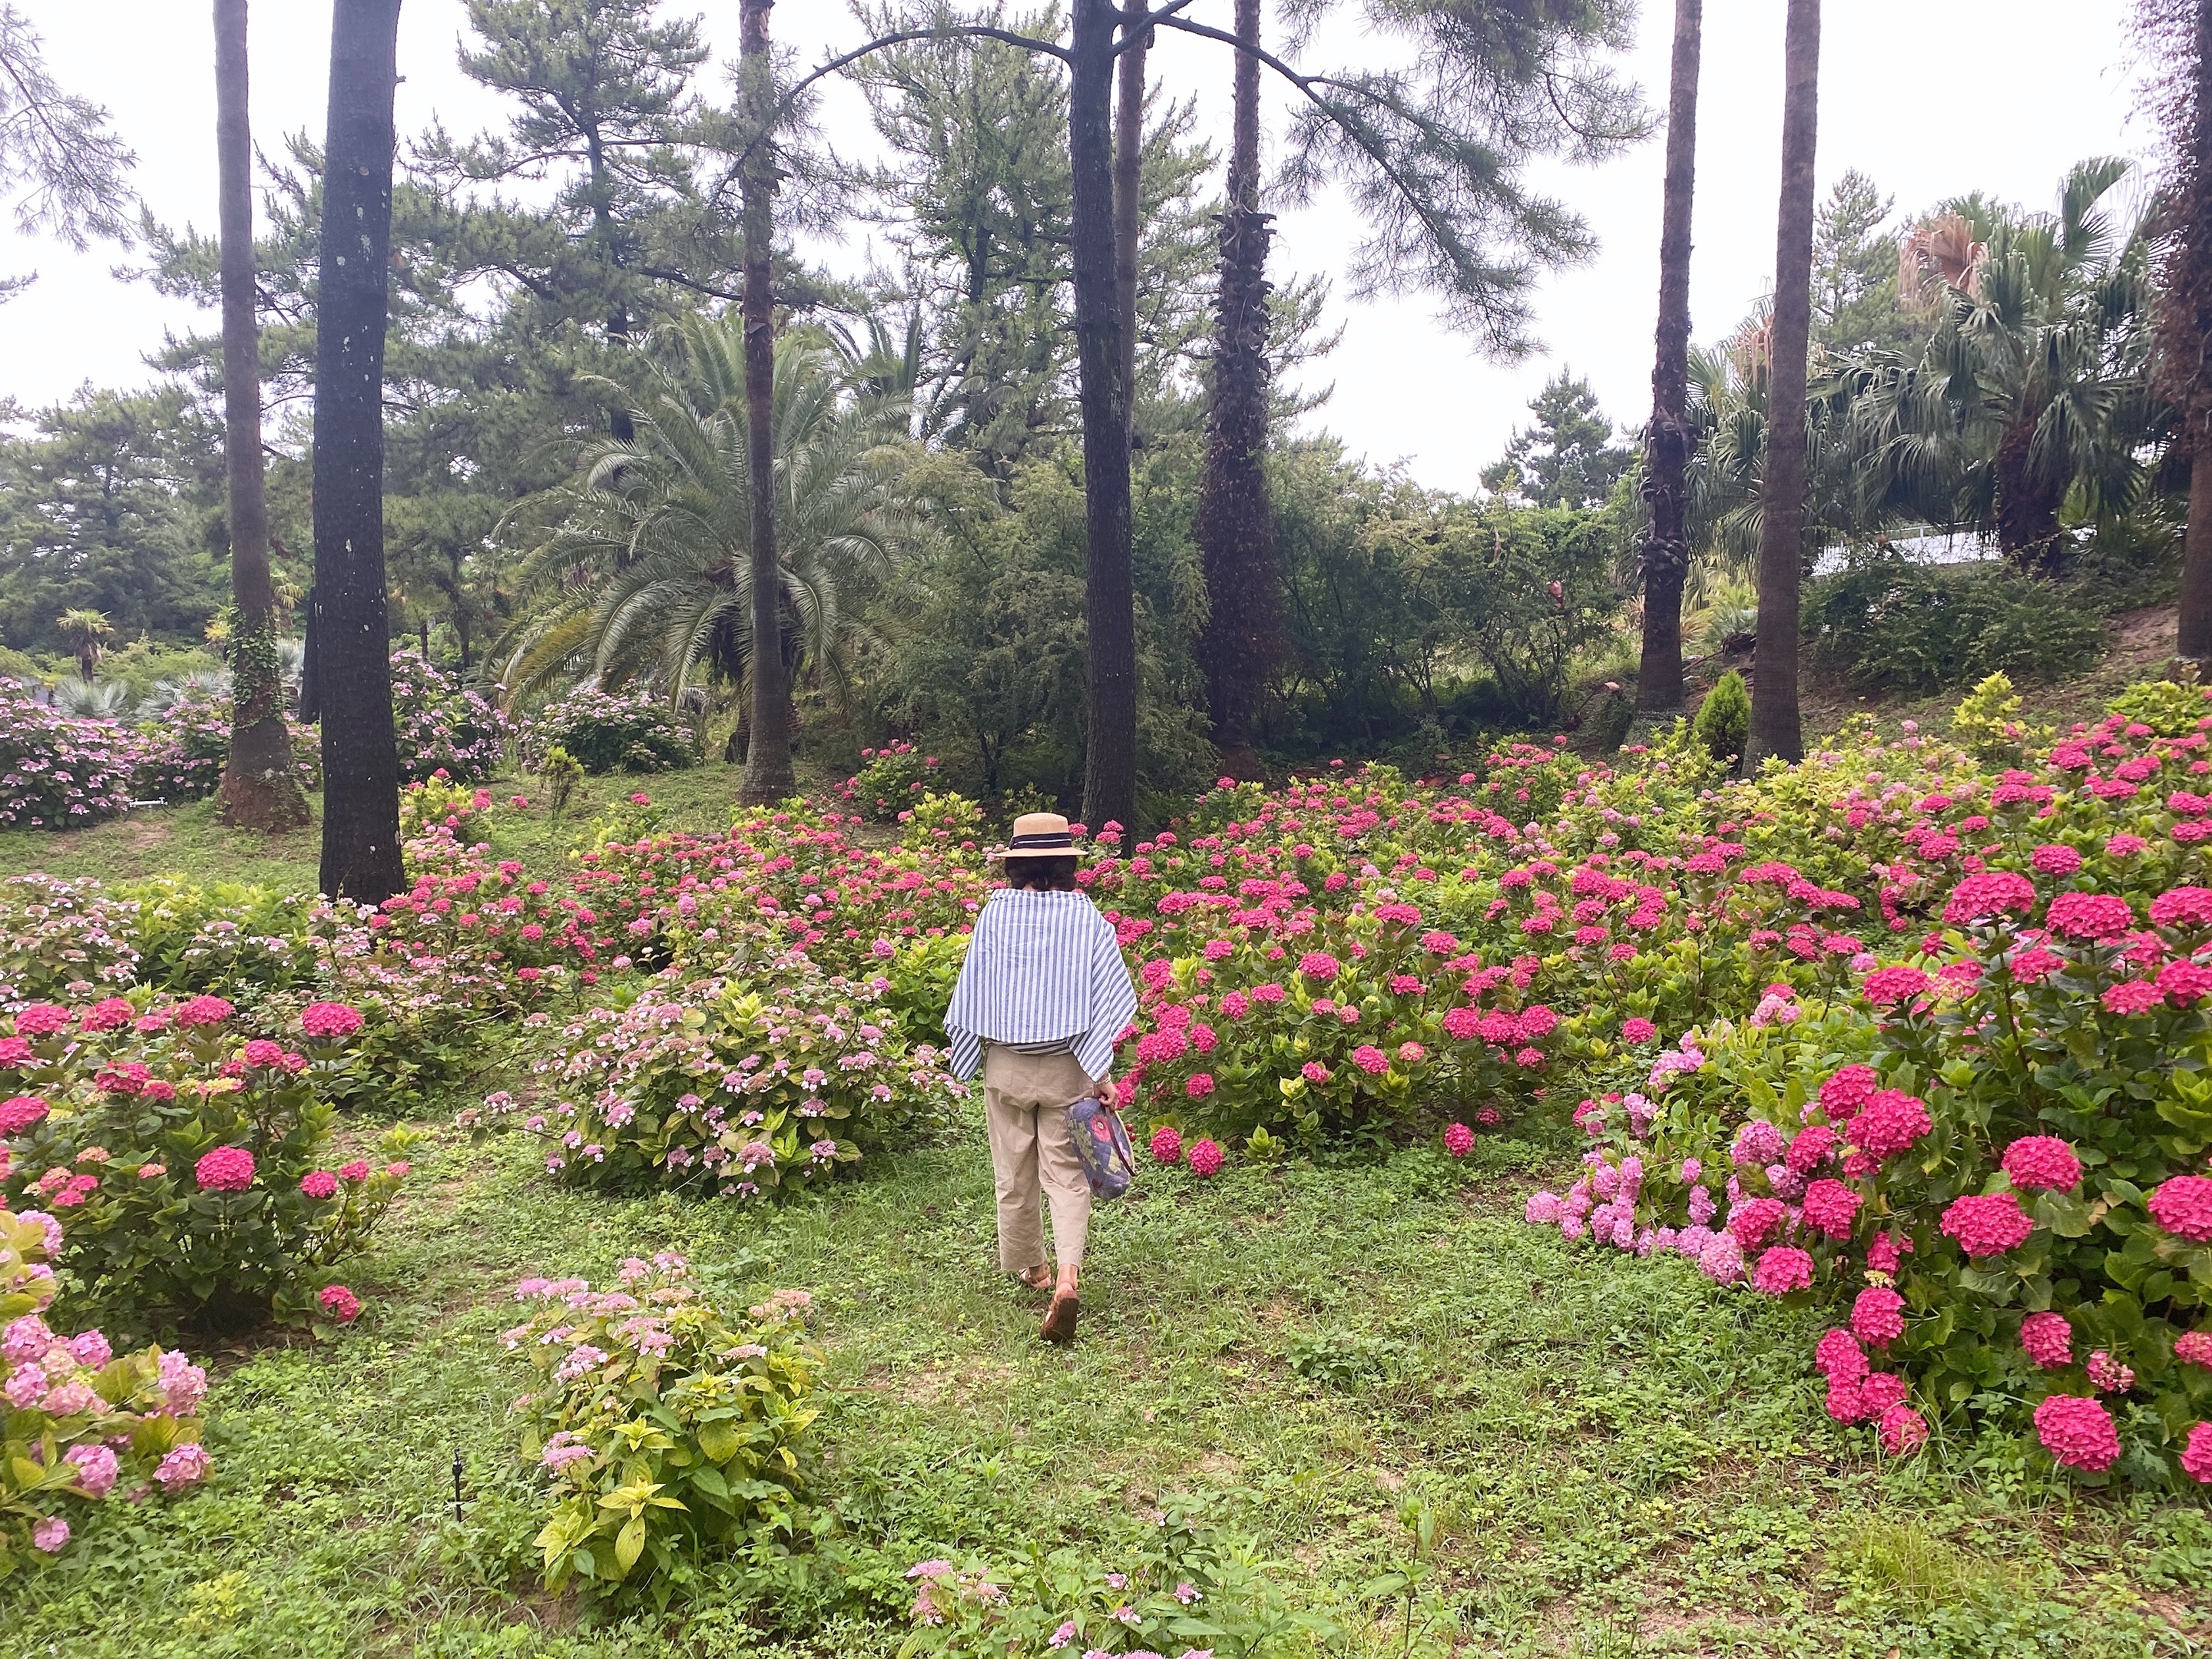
[1040,1292,1081,1345]
[1018,1265,1054,1292]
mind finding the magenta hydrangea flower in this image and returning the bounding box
[2147,1174,2212,1242]
[2086,1349,2134,1394]
[2150,886,2212,929]
[1300,1061,1329,1085]
[1846,1090,1932,1159]
[2177,1330,2212,1368]
[1731,1119,1784,1170]
[1878,1402,1929,1456]
[1785,1124,1837,1174]
[1800,1179,1862,1240]
[2102,979,2165,1016]
[1186,1137,1224,1178]
[0,1094,49,1135]
[1942,871,2036,925]
[1149,1125,1183,1166]
[1851,1286,1906,1347]
[1184,1072,1216,1099]
[12,1004,71,1038]
[2029,843,2083,876]
[1351,1045,1389,1076]
[1296,951,1340,982]
[2001,1135,2082,1192]
[1815,1326,1869,1384]
[1940,1192,2033,1257]
[2034,1393,2121,1471]
[319,1284,362,1323]
[194,1146,256,1193]
[1442,1122,1475,1157]
[1751,1246,1813,1296]
[173,995,237,1028]
[1859,1373,1909,1416]
[1621,1017,1658,1044]
[300,1170,339,1200]
[1727,1197,1789,1251]
[2022,1311,2074,1369]
[2183,1422,2212,1485]
[1817,1065,1880,1124]
[2045,892,2135,941]
[1862,965,1932,1007]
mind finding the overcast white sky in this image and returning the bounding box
[0,0,2150,493]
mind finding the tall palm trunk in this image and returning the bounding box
[214,0,306,832]
[313,0,405,900]
[1114,2,1147,444]
[1192,0,1280,778]
[737,0,793,806]
[1743,0,1820,771]
[1071,0,1137,832]
[1634,0,1701,724]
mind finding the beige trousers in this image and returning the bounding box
[982,1047,1094,1273]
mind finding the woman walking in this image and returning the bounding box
[945,813,1137,1345]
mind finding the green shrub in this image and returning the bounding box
[517,688,695,776]
[837,740,936,823]
[2106,676,2212,738]
[506,1254,820,1610]
[1803,558,2103,694]
[0,876,140,1003]
[1694,670,1751,762]
[884,931,969,1048]
[894,1516,1330,1657]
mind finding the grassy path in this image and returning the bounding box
[8,1114,2210,1658]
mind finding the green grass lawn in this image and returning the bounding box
[6,1112,2207,1657]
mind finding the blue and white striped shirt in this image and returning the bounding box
[944,889,1137,1083]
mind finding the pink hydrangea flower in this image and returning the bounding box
[1184,1072,1215,1099]
[1878,1403,1929,1456]
[1815,1327,1869,1383]
[2147,1174,2212,1242]
[0,1094,50,1134]
[1187,1137,1224,1178]
[1149,1125,1183,1166]
[2002,1136,2082,1192]
[300,1170,339,1200]
[1296,952,1339,982]
[2086,1349,2134,1394]
[12,1004,71,1038]
[2176,1330,2212,1368]
[2028,843,2083,876]
[2183,1422,2212,1484]
[2150,886,2212,929]
[1818,1065,1879,1124]
[1846,1090,1932,1159]
[2022,1311,2074,1369]
[1442,1122,1475,1157]
[1943,871,2036,924]
[173,995,237,1028]
[1862,966,1932,1007]
[2045,892,2134,941]
[1800,1179,1862,1240]
[1300,1061,1329,1085]
[1852,1286,1906,1346]
[2102,979,2165,1016]
[319,1284,362,1323]
[1786,1125,1837,1174]
[69,1330,110,1369]
[1859,1372,1909,1415]
[1621,1017,1657,1044]
[1727,1197,1789,1251]
[194,1146,256,1193]
[65,1442,118,1498]
[154,1442,212,1488]
[1351,1045,1389,1076]
[1940,1192,2033,1257]
[1751,1246,1813,1295]
[31,1515,68,1552]
[2033,1393,2121,1471]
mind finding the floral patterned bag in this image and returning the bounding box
[1066,1094,1135,1200]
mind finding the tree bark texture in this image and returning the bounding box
[312,0,405,900]
[1191,0,1280,777]
[2176,0,2212,661]
[1114,2,1147,443]
[1071,0,1137,833]
[737,0,793,806]
[214,0,307,831]
[1635,0,1700,719]
[1743,0,1818,772]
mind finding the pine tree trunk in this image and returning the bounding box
[312,0,405,901]
[737,0,793,807]
[1071,0,1137,833]
[1743,0,1819,772]
[1114,2,1147,444]
[2171,0,2212,663]
[1191,0,1280,780]
[214,0,307,832]
[1634,0,1701,723]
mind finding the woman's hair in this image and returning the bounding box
[1006,856,1078,891]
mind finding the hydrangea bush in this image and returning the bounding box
[0,682,137,830]
[505,1253,818,1608]
[515,687,695,776]
[465,966,961,1200]
[1,1205,210,1576]
[838,740,937,823]
[389,649,510,785]
[0,876,140,1004]
[0,995,409,1336]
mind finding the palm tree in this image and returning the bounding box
[213,0,306,832]
[1859,161,2154,574]
[1634,0,1703,724]
[55,609,112,683]
[495,318,926,738]
[1743,0,1822,770]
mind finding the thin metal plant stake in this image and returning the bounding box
[452,1448,464,1524]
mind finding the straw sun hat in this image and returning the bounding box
[988,811,1092,865]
